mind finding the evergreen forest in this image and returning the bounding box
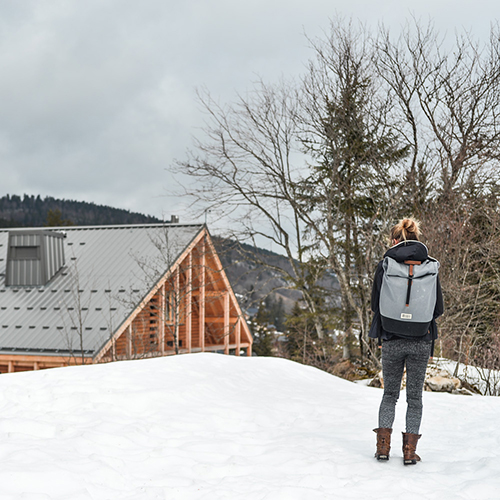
[0,194,161,227]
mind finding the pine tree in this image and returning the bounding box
[45,209,74,227]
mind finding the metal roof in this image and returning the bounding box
[0,223,204,357]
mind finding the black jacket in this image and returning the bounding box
[368,240,444,343]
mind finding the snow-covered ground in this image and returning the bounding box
[0,353,499,499]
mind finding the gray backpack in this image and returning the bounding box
[379,256,440,336]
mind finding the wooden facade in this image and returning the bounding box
[0,227,252,373]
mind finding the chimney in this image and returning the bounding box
[170,215,179,224]
[6,230,66,286]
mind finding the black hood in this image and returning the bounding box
[384,240,428,263]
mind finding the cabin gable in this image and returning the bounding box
[96,228,252,362]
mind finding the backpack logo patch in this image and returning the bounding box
[401,313,412,319]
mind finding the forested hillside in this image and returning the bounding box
[214,236,339,313]
[0,194,161,227]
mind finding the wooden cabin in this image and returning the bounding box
[0,223,252,373]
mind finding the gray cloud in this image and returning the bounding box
[0,0,497,221]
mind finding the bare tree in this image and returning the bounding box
[176,18,500,373]
[176,20,411,368]
[377,20,500,371]
[424,193,500,373]
[177,81,332,344]
[377,20,500,203]
[59,256,95,365]
[101,283,121,362]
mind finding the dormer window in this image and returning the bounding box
[10,246,40,260]
[6,230,65,286]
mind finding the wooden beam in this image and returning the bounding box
[159,283,165,355]
[186,252,192,353]
[192,343,251,353]
[200,236,206,353]
[204,317,239,324]
[224,291,229,355]
[126,324,132,359]
[193,290,225,297]
[0,353,80,364]
[0,352,81,374]
[175,267,180,352]
[236,318,241,356]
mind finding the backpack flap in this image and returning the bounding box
[379,257,440,336]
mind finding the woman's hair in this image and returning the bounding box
[390,218,421,242]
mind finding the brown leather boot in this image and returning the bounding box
[402,432,421,465]
[373,428,392,461]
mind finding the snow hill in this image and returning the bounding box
[0,354,499,499]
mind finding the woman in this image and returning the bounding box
[369,218,444,465]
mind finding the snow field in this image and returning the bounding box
[0,353,497,499]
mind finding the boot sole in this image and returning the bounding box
[404,459,417,465]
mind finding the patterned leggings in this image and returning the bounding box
[378,339,431,434]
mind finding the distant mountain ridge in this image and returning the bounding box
[212,236,303,313]
[0,194,161,227]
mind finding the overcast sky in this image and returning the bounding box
[0,0,498,225]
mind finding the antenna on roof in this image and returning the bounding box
[204,209,211,225]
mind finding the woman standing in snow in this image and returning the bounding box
[369,218,443,465]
